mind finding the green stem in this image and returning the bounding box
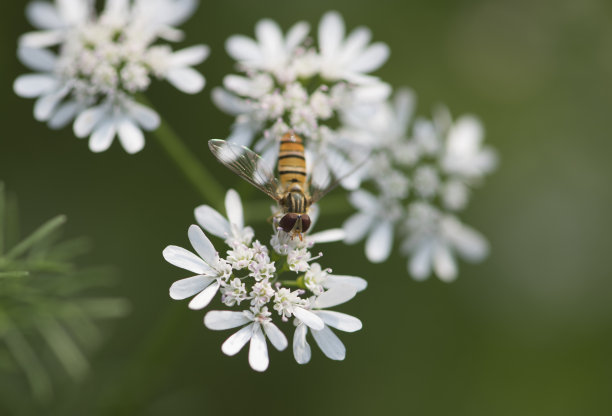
[138,94,224,209]
[152,117,224,209]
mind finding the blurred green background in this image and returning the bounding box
[1,0,612,414]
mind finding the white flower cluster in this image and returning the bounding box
[163,190,366,371]
[341,89,498,282]
[14,0,207,153]
[213,11,390,187]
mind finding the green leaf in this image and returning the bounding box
[0,271,29,279]
[5,215,67,261]
[3,326,53,401]
[37,318,89,381]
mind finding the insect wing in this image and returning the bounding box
[308,147,370,204]
[208,139,281,200]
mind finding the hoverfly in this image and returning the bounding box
[209,132,361,239]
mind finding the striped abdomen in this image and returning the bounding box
[278,133,307,188]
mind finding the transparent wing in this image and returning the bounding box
[309,147,370,204]
[208,139,281,201]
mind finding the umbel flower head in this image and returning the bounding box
[163,189,366,371]
[341,89,498,281]
[213,10,390,189]
[14,0,207,153]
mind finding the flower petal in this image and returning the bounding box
[285,21,310,52]
[204,311,250,330]
[348,189,379,211]
[319,11,344,58]
[117,118,145,154]
[19,30,64,48]
[248,324,269,372]
[339,26,371,64]
[323,274,367,292]
[25,2,64,29]
[17,47,57,72]
[316,311,362,332]
[308,228,345,244]
[88,119,117,153]
[34,86,69,121]
[293,307,324,331]
[170,45,209,67]
[188,280,220,310]
[187,225,217,266]
[433,244,457,282]
[57,0,89,25]
[211,87,252,116]
[221,323,253,356]
[48,101,79,129]
[226,123,256,146]
[315,285,357,309]
[13,74,58,98]
[409,242,434,280]
[166,67,205,94]
[226,35,262,63]
[169,275,215,300]
[263,322,288,351]
[445,219,489,262]
[146,0,198,27]
[162,245,213,274]
[352,82,392,101]
[73,104,108,138]
[312,325,345,360]
[224,189,244,230]
[365,220,393,263]
[293,323,311,364]
[255,19,283,65]
[349,42,390,74]
[342,212,374,244]
[194,205,231,239]
[126,101,160,131]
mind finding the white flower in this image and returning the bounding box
[317,11,389,84]
[287,247,313,272]
[343,190,403,263]
[293,285,362,364]
[220,278,248,307]
[413,165,440,199]
[72,96,160,153]
[164,225,231,310]
[226,243,255,270]
[214,11,390,187]
[441,180,469,211]
[204,306,288,372]
[402,202,489,282]
[248,250,276,281]
[19,0,91,48]
[250,279,275,307]
[272,288,324,330]
[14,0,207,153]
[225,18,310,83]
[440,115,498,180]
[194,189,254,247]
[303,263,329,296]
[164,173,365,371]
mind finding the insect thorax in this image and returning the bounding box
[281,189,308,214]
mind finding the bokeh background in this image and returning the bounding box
[2,0,612,414]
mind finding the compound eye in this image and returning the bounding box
[279,213,298,233]
[300,214,311,233]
